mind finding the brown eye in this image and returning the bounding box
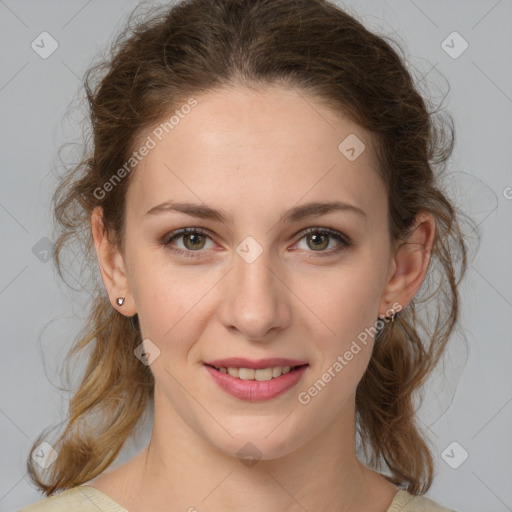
[295,227,352,256]
[181,232,207,250]
[161,228,215,258]
[306,232,330,251]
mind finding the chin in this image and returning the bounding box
[203,418,306,463]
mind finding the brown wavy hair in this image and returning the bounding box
[27,0,470,497]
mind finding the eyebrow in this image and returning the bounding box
[145,200,367,223]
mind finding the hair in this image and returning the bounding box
[27,0,470,497]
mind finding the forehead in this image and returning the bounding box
[127,85,385,224]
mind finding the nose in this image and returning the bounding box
[217,248,292,342]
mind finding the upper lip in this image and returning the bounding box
[204,358,309,369]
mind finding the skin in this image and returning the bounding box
[89,85,435,512]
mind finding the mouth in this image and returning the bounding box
[203,361,310,402]
[204,363,309,381]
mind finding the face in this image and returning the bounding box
[112,85,399,460]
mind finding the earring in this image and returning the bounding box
[116,297,125,306]
[379,308,396,322]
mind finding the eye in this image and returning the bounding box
[293,227,352,256]
[161,228,216,258]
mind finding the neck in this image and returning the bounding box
[116,390,396,512]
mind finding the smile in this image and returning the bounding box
[204,363,309,401]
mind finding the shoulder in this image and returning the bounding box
[17,485,128,512]
[387,489,459,512]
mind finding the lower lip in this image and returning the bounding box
[204,364,309,402]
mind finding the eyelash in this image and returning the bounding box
[160,227,353,259]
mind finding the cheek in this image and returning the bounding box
[295,265,382,410]
[127,246,217,343]
[296,251,389,400]
[302,260,386,343]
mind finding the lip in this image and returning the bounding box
[204,357,308,369]
[204,363,309,402]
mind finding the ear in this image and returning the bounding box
[378,211,436,317]
[91,206,137,316]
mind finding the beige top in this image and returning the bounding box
[18,484,457,511]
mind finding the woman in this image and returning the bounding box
[21,0,468,510]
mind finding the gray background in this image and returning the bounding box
[1,1,511,511]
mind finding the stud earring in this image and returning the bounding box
[116,297,125,306]
[379,308,396,322]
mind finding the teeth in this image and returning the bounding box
[227,367,239,378]
[219,365,297,380]
[238,368,255,380]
